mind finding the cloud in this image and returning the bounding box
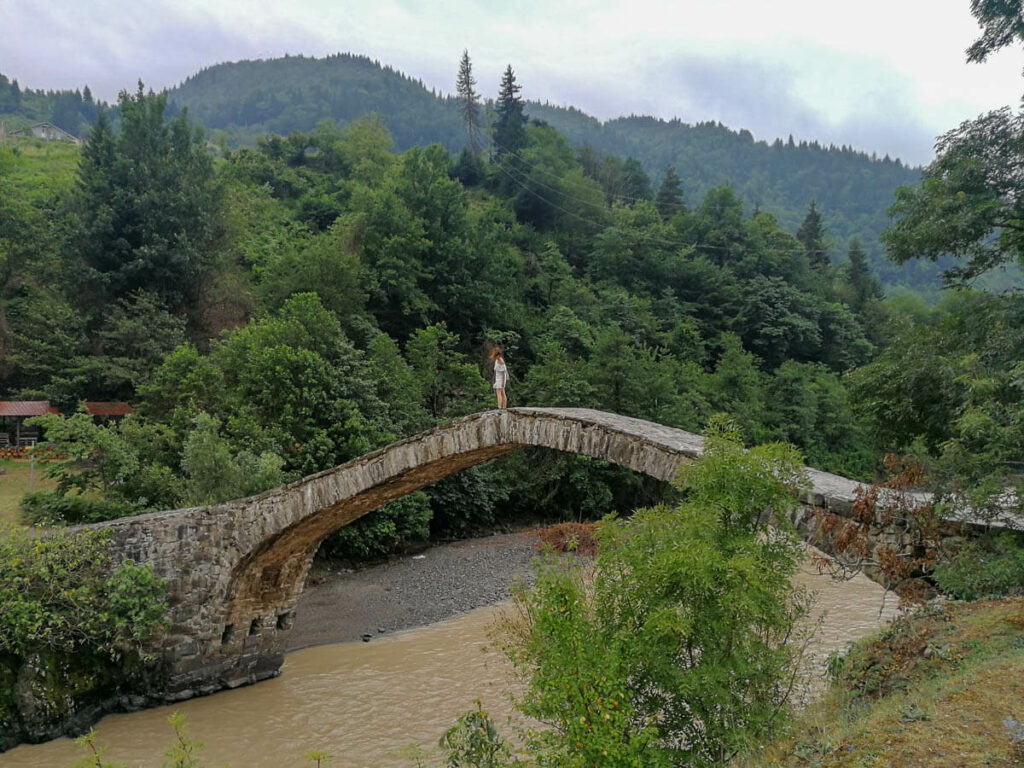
[613,49,940,164]
[1,0,1018,166]
[2,0,317,99]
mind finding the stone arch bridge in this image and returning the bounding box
[85,408,889,702]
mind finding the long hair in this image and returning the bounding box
[490,346,503,361]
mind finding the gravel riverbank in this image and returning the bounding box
[286,530,541,650]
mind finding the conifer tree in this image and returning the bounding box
[493,65,527,160]
[456,50,484,155]
[796,201,829,269]
[843,238,883,311]
[655,165,684,220]
[75,84,221,307]
[621,158,653,202]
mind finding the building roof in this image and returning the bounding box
[0,401,59,417]
[83,402,135,417]
[7,122,83,144]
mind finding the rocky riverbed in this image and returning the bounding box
[287,531,541,650]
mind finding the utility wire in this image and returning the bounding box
[490,141,688,209]
[492,154,818,258]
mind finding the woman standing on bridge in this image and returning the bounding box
[491,347,508,409]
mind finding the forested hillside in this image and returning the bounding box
[0,73,107,139]
[3,53,1019,559]
[3,54,934,291]
[4,4,1024,757]
[164,54,931,292]
[0,79,900,552]
[526,104,931,289]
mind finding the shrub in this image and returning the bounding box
[438,700,513,768]
[0,523,168,658]
[932,532,1024,600]
[19,490,142,526]
[498,419,811,767]
[320,492,432,562]
[427,464,509,539]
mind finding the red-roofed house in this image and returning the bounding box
[83,402,135,418]
[0,401,134,446]
[0,401,59,446]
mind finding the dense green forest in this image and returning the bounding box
[0,73,107,139]
[2,59,1020,562]
[0,74,890,550]
[1,31,1022,553]
[3,52,941,294]
[165,53,938,292]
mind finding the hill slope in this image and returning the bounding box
[166,54,932,290]
[3,54,936,291]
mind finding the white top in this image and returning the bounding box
[493,360,508,389]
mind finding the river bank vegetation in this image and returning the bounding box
[0,525,167,751]
[491,422,812,767]
[746,598,1024,767]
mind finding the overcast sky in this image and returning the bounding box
[3,0,1023,165]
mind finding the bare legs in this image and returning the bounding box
[495,388,507,409]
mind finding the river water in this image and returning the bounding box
[3,554,896,768]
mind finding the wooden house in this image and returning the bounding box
[0,401,59,447]
[0,401,134,447]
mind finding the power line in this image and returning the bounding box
[493,158,746,257]
[490,141,688,209]
[491,154,820,259]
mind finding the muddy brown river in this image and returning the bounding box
[3,555,896,768]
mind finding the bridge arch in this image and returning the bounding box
[93,407,861,700]
[224,408,704,631]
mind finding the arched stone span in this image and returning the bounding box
[91,407,866,701]
[224,407,708,628]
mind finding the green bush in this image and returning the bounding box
[0,524,168,747]
[320,491,432,562]
[932,532,1024,600]
[427,464,509,539]
[438,701,513,768]
[19,490,142,526]
[0,524,167,658]
[499,420,810,767]
[0,528,167,749]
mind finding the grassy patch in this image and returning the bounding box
[746,599,1024,767]
[0,137,80,198]
[0,459,56,526]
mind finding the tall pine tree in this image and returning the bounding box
[843,238,883,312]
[493,65,527,160]
[655,165,684,219]
[621,158,653,202]
[75,84,222,308]
[796,201,829,269]
[456,50,484,155]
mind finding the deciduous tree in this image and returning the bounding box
[500,419,809,767]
